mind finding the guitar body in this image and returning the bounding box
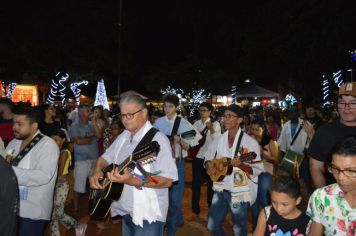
[88,178,125,220]
[209,157,233,182]
[208,152,258,182]
[88,141,160,220]
[187,138,204,159]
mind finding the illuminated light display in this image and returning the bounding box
[94,79,109,110]
[11,84,39,106]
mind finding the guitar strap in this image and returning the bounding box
[133,127,159,153]
[290,123,303,146]
[170,116,181,138]
[11,133,44,167]
[234,131,244,157]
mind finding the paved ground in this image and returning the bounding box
[45,160,253,235]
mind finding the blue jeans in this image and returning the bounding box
[207,191,249,236]
[122,214,165,236]
[251,172,273,228]
[19,217,48,236]
[166,159,185,236]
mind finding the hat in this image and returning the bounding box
[339,82,356,97]
[226,104,245,117]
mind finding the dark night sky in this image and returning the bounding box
[0,0,355,101]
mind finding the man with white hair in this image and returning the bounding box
[90,95,177,235]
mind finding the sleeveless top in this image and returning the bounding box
[62,149,72,175]
[264,206,310,236]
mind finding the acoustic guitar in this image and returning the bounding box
[88,141,160,220]
[207,152,259,182]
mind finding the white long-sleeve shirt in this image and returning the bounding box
[193,118,221,159]
[5,131,59,220]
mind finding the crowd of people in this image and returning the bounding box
[0,81,355,236]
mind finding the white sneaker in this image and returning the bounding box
[75,223,87,236]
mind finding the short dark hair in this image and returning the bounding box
[163,93,179,107]
[13,106,40,124]
[270,176,301,199]
[332,136,356,157]
[0,97,13,109]
[199,102,213,111]
[51,129,68,149]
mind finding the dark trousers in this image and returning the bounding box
[191,158,213,214]
[19,217,48,236]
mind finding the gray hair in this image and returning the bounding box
[119,95,147,110]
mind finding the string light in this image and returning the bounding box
[70,81,88,105]
[94,79,109,110]
[6,83,17,99]
[47,72,69,104]
[231,85,237,103]
[322,75,330,107]
[333,70,343,88]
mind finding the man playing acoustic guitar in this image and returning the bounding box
[204,104,263,236]
[90,95,178,236]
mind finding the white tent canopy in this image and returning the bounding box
[235,84,279,98]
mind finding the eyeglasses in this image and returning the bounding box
[337,102,356,109]
[327,164,356,178]
[119,109,143,120]
[223,114,239,120]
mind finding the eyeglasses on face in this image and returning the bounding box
[119,109,143,120]
[327,164,356,178]
[337,102,356,109]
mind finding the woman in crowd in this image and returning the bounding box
[91,105,109,155]
[249,120,279,228]
[39,104,61,137]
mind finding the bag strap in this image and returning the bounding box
[133,127,159,153]
[11,133,44,166]
[234,130,244,157]
[290,123,303,146]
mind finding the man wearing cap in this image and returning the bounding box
[204,104,263,236]
[309,82,356,188]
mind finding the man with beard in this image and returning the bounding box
[308,82,356,188]
[4,106,59,236]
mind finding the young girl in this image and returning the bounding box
[253,176,310,236]
[50,129,87,236]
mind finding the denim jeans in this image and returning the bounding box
[122,214,165,236]
[19,217,48,236]
[165,159,185,236]
[192,158,213,214]
[207,191,249,236]
[251,172,273,228]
